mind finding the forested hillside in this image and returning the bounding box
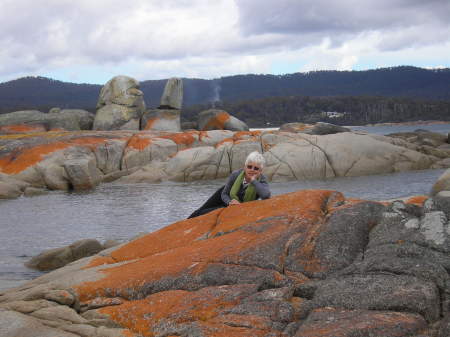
[184,96,450,127]
[1,66,449,126]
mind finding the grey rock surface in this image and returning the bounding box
[159,77,183,110]
[431,168,450,196]
[93,75,145,131]
[197,109,249,131]
[141,109,181,132]
[25,239,104,271]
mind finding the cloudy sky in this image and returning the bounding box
[1,0,449,84]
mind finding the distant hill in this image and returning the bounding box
[1,66,449,115]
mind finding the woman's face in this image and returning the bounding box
[244,161,262,181]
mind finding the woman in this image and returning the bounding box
[188,151,271,218]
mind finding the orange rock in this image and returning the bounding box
[0,124,46,134]
[405,195,428,206]
[202,111,230,131]
[75,190,344,305]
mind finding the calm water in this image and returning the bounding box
[0,122,449,291]
[350,122,450,135]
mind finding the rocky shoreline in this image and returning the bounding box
[1,187,450,336]
[0,126,449,200]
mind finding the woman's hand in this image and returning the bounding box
[229,199,240,205]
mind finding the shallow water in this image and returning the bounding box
[349,122,450,135]
[0,168,445,291]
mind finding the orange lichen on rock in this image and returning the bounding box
[215,138,234,148]
[0,142,70,174]
[69,136,109,149]
[232,131,261,141]
[143,118,158,130]
[0,136,112,174]
[88,256,116,268]
[126,134,153,151]
[75,190,341,303]
[99,284,270,337]
[88,210,221,267]
[160,132,197,146]
[210,189,332,237]
[202,112,230,131]
[406,195,428,206]
[0,124,46,134]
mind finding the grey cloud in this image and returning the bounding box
[236,0,450,39]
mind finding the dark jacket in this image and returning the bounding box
[221,169,271,205]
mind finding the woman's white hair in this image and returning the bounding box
[245,151,265,168]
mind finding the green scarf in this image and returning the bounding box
[229,170,257,203]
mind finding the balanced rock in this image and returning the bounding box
[197,109,248,131]
[159,77,183,110]
[93,75,145,130]
[141,109,181,132]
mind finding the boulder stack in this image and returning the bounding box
[141,78,183,132]
[159,77,183,110]
[93,76,145,131]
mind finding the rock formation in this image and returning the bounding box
[279,122,350,135]
[0,127,447,198]
[141,109,181,132]
[26,239,105,271]
[1,190,450,336]
[141,78,183,132]
[93,76,145,131]
[0,110,94,134]
[159,77,183,110]
[197,109,249,131]
[387,129,450,169]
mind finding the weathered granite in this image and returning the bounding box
[1,190,449,336]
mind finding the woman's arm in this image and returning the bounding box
[251,175,271,199]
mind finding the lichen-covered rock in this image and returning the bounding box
[93,76,145,131]
[1,190,450,336]
[198,109,249,131]
[141,109,181,132]
[0,128,442,196]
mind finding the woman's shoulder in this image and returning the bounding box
[230,169,243,176]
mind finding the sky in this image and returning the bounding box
[0,0,449,84]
